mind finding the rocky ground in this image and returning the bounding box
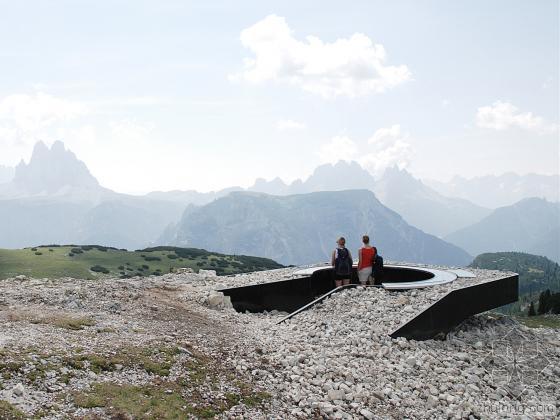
[0,267,558,419]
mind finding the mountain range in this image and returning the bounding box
[160,190,472,266]
[0,141,185,249]
[445,198,560,263]
[245,161,490,237]
[0,141,557,267]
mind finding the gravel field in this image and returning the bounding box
[0,267,558,419]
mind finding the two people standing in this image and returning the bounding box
[331,235,378,287]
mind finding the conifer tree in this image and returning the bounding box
[528,301,536,316]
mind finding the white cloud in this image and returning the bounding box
[110,119,155,143]
[318,125,412,175]
[0,92,89,163]
[359,124,411,175]
[0,92,87,134]
[476,101,557,134]
[276,119,306,131]
[319,136,358,164]
[232,14,411,98]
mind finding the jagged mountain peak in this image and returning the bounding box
[12,140,100,196]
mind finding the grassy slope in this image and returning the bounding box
[470,251,560,316]
[0,245,284,280]
[516,314,560,329]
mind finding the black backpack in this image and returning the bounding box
[335,247,352,275]
[372,247,383,283]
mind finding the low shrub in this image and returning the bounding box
[0,400,26,419]
[90,265,110,274]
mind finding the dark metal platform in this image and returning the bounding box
[219,266,519,340]
[220,265,436,313]
[389,274,519,340]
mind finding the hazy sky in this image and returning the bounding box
[0,0,558,194]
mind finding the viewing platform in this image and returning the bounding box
[219,264,518,340]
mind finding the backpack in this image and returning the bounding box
[335,247,352,275]
[370,246,378,265]
[372,247,383,284]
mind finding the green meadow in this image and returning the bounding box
[0,245,284,280]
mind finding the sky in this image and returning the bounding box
[0,0,558,194]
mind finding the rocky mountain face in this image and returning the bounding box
[10,141,101,197]
[0,141,184,249]
[247,161,376,195]
[247,162,490,237]
[427,172,560,208]
[445,198,560,263]
[372,167,491,237]
[295,161,376,193]
[162,189,472,266]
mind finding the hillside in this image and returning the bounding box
[372,167,490,237]
[162,190,472,266]
[445,197,560,262]
[0,245,283,279]
[470,252,560,314]
[248,163,490,237]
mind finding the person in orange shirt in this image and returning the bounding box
[357,235,376,285]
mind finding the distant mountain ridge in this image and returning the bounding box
[161,189,472,266]
[1,141,557,265]
[0,141,115,203]
[445,198,560,263]
[247,161,376,195]
[427,173,560,208]
[371,167,491,237]
[14,141,98,193]
[0,141,184,249]
[244,161,490,236]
